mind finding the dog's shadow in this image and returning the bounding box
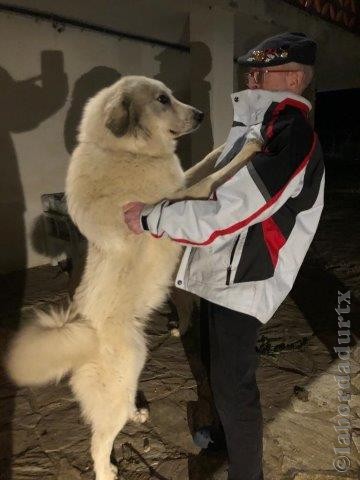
[115,442,170,480]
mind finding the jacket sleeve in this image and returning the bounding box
[141,111,317,247]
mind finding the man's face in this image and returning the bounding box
[246,66,299,92]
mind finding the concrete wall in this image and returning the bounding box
[1,0,190,47]
[0,10,190,273]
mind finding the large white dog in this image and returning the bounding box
[6,76,260,480]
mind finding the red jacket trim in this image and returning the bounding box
[164,133,317,246]
[261,217,286,267]
[265,98,310,140]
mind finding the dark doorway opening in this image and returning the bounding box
[315,88,360,191]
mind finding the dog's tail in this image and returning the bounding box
[5,306,97,387]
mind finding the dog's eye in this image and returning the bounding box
[157,94,170,105]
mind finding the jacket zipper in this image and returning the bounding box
[226,234,241,285]
[181,247,195,289]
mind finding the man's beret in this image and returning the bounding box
[236,32,317,67]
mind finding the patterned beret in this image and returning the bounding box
[237,32,317,67]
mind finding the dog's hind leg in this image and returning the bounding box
[70,368,129,480]
[130,406,149,424]
[81,394,129,480]
[91,422,124,480]
[71,351,147,479]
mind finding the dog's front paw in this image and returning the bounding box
[130,407,149,424]
[170,327,180,337]
[96,463,118,480]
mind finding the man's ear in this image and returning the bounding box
[288,70,304,93]
[105,94,138,137]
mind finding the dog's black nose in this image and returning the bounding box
[193,109,204,123]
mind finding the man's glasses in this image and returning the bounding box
[244,69,299,85]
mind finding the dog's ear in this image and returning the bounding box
[105,95,139,137]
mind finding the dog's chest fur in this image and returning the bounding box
[75,145,185,204]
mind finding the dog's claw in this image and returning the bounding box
[130,407,149,424]
[170,328,180,337]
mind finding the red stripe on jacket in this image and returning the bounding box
[266,98,310,140]
[261,217,286,267]
[159,133,317,246]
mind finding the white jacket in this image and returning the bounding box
[141,89,325,323]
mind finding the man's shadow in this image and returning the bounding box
[290,241,360,350]
[0,51,68,480]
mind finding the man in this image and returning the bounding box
[124,32,325,480]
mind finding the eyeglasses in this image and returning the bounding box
[244,69,300,85]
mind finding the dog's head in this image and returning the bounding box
[79,76,203,154]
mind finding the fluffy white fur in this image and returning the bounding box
[5,75,259,480]
[6,76,201,480]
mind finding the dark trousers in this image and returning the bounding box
[200,299,264,480]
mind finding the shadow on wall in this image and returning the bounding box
[0,50,68,305]
[31,66,122,297]
[188,41,214,164]
[0,51,68,480]
[154,39,213,169]
[154,46,192,170]
[64,66,121,154]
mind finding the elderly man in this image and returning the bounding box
[124,32,325,480]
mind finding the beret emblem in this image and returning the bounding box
[248,47,289,63]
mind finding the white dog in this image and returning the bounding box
[6,76,260,480]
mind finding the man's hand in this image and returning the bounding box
[123,202,146,234]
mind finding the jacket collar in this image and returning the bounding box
[230,89,312,126]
